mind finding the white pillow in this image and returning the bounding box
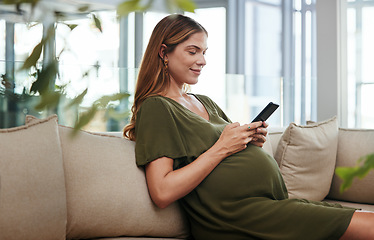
[0,115,67,240]
[274,117,338,201]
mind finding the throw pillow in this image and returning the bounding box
[327,128,374,204]
[26,115,189,240]
[0,115,67,240]
[274,116,338,201]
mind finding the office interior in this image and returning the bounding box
[0,0,373,132]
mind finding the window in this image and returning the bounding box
[55,11,121,130]
[186,8,226,108]
[1,0,318,131]
[0,20,5,61]
[293,0,316,124]
[242,0,282,126]
[227,0,316,127]
[13,22,43,94]
[56,11,120,106]
[346,0,374,128]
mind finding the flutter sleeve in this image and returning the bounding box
[134,97,188,167]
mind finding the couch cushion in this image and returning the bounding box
[0,115,67,240]
[262,135,273,156]
[26,115,190,240]
[274,117,338,201]
[267,128,285,160]
[327,128,374,204]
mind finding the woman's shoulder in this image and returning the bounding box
[141,95,170,108]
[138,95,179,117]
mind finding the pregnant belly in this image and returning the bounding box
[198,145,288,200]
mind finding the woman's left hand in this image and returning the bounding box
[249,121,268,147]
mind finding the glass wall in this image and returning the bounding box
[55,11,122,130]
[56,11,120,105]
[1,0,319,131]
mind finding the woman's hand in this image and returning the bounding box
[213,121,264,157]
[249,121,268,148]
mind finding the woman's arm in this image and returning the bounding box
[145,121,264,208]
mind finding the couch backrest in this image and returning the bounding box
[328,128,374,204]
[267,125,374,205]
[25,116,190,240]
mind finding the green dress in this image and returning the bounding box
[135,94,355,240]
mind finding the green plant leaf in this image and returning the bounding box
[94,92,130,108]
[20,41,43,70]
[65,23,78,31]
[117,0,142,17]
[20,25,54,71]
[105,107,130,121]
[1,74,13,89]
[78,5,90,12]
[65,88,88,109]
[71,92,129,133]
[30,61,58,95]
[174,0,196,12]
[72,105,98,135]
[34,91,61,111]
[336,153,374,193]
[92,13,103,33]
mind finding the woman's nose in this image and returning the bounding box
[197,54,206,67]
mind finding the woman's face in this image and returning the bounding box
[165,32,207,86]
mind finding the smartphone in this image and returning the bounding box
[251,102,279,123]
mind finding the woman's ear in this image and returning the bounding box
[159,44,168,60]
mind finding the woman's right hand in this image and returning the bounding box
[213,121,264,158]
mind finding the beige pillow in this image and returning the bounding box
[26,115,190,240]
[274,117,338,201]
[327,128,374,204]
[0,115,67,240]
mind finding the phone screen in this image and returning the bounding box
[251,102,279,123]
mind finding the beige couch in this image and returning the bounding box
[0,115,373,240]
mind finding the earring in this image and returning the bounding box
[163,59,168,74]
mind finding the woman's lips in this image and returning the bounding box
[190,68,201,75]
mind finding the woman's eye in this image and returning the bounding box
[188,51,197,55]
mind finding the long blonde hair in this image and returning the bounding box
[123,14,207,140]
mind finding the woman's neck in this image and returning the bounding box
[163,81,186,99]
